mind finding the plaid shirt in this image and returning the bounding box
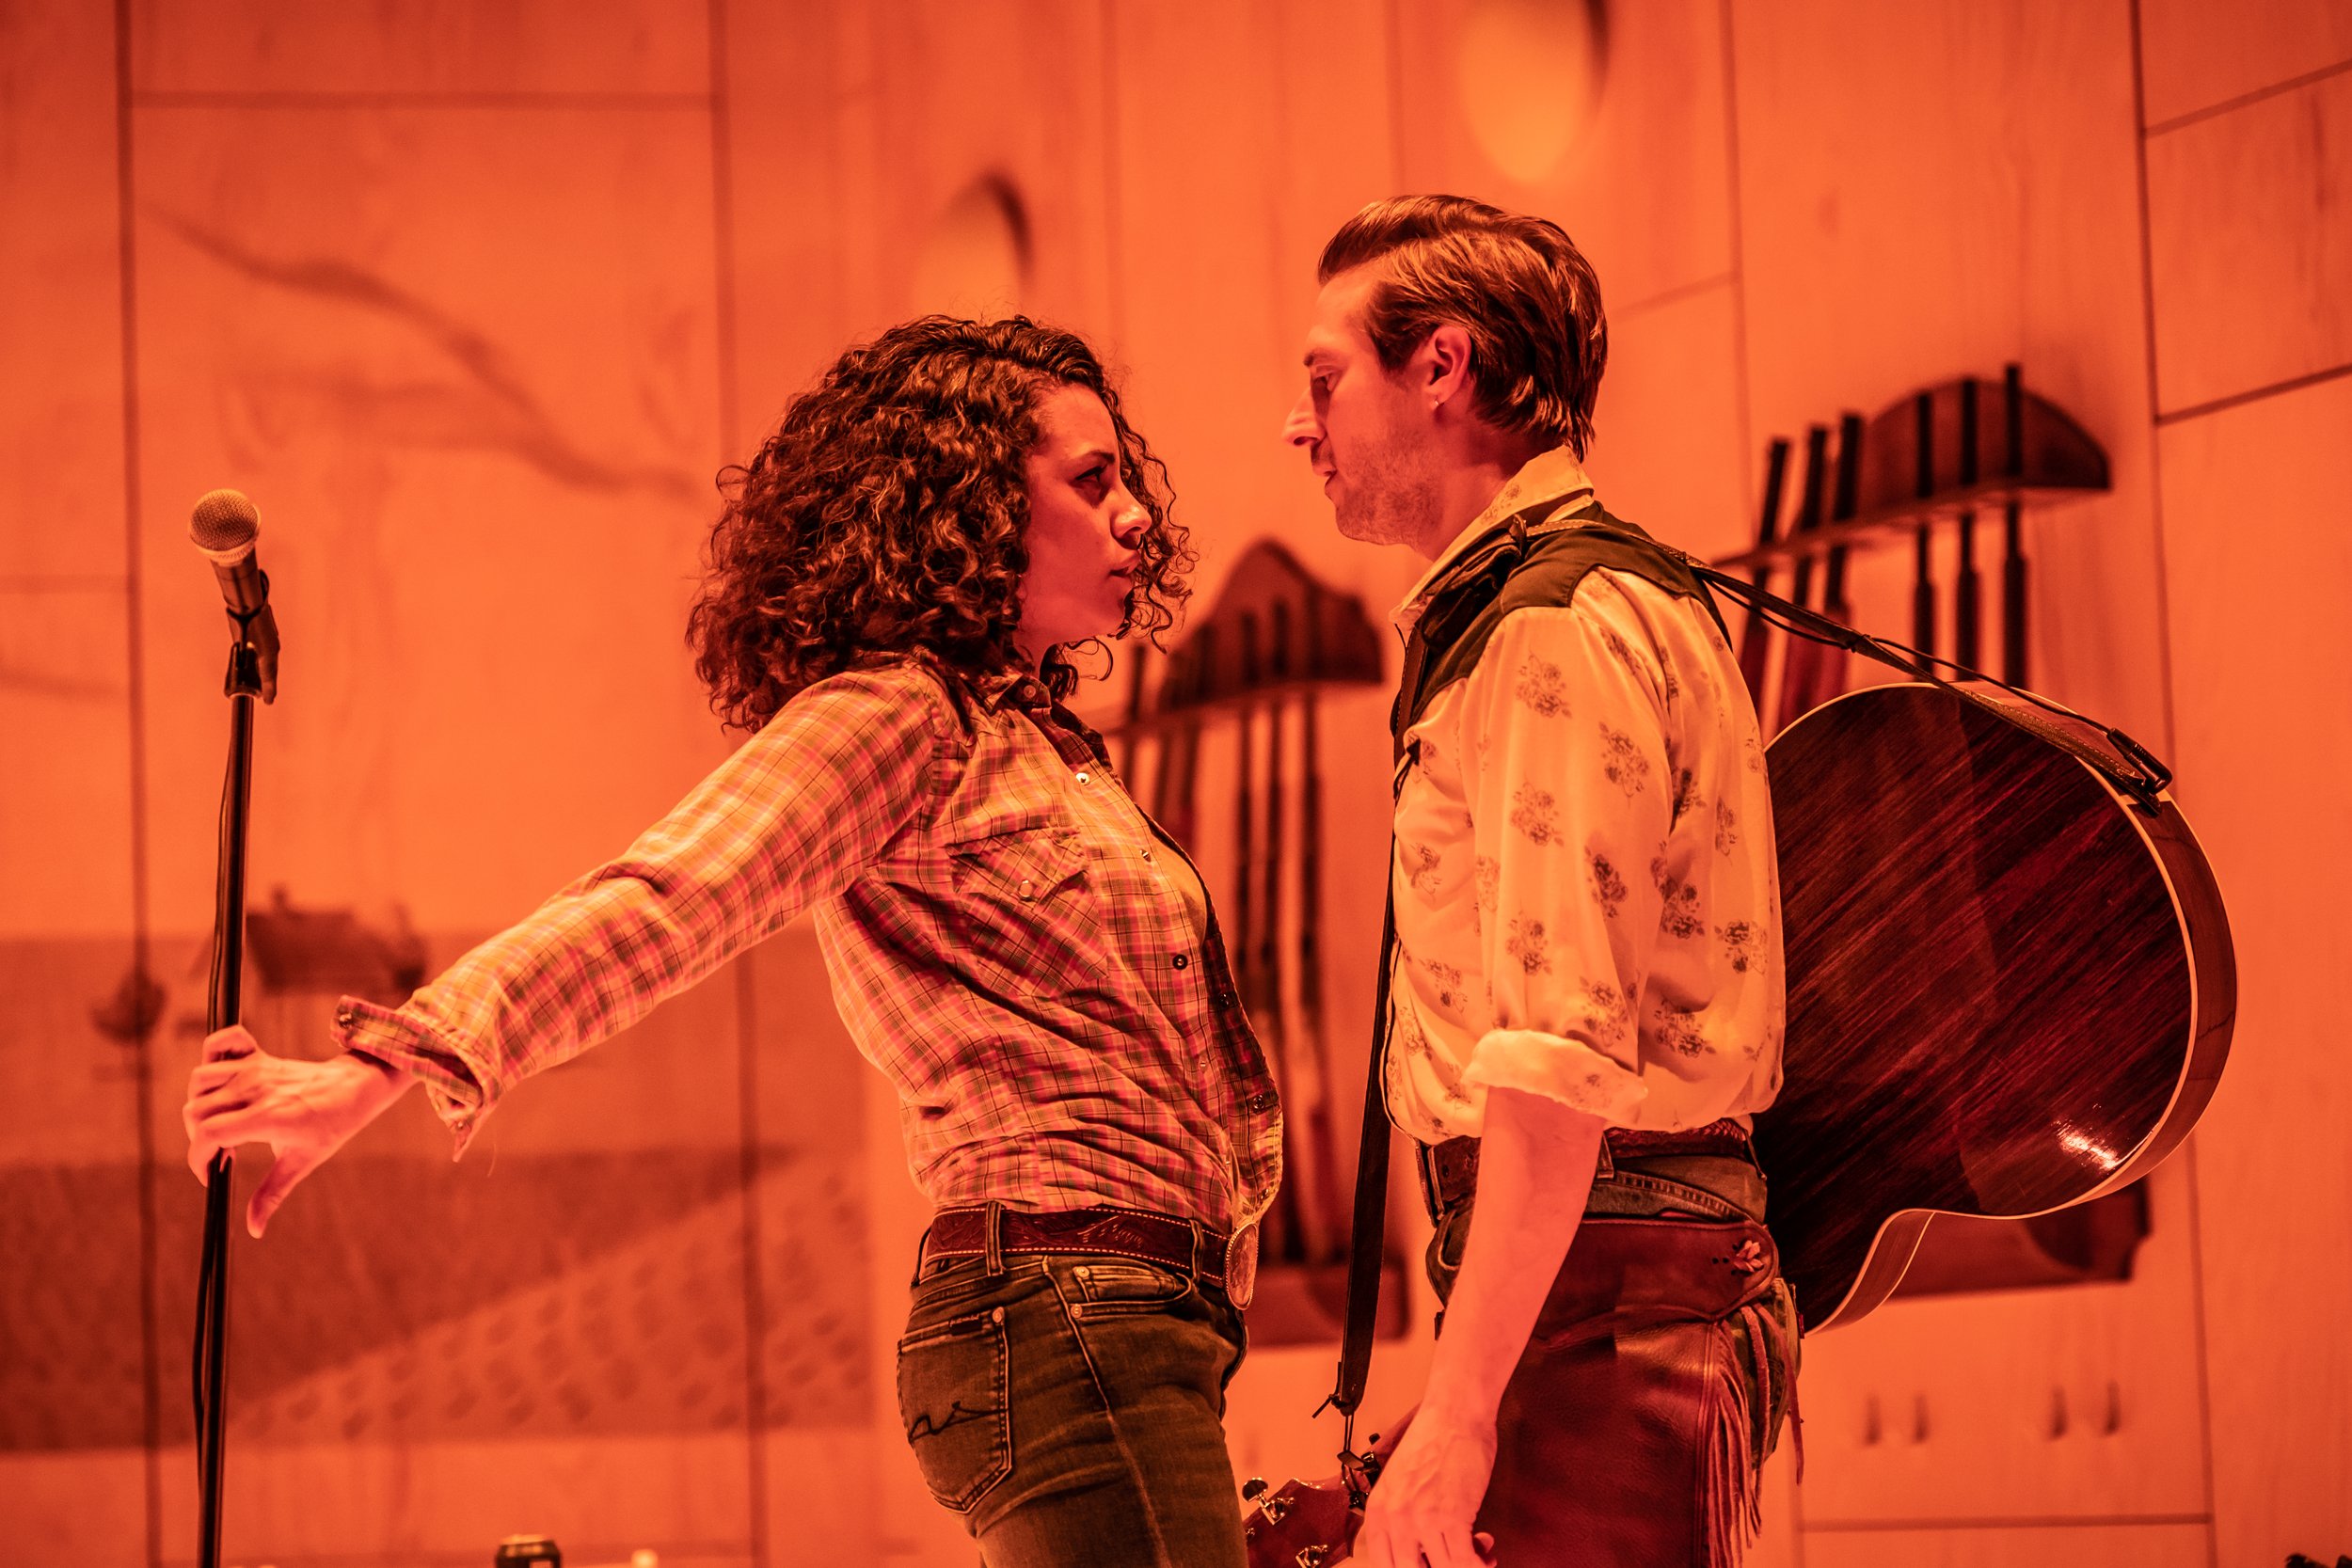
[334,660,1283,1238]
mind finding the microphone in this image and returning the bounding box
[189,489,280,702]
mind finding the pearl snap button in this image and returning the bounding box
[1018,878,1037,899]
[1074,770,1091,784]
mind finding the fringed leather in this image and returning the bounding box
[1700,1300,1779,1567]
[1468,1215,1799,1563]
[1786,1323,1805,1483]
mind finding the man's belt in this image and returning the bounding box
[920,1203,1255,1306]
[1417,1119,1755,1221]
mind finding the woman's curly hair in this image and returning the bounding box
[688,315,1192,731]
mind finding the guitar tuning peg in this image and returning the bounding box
[1241,1477,1268,1502]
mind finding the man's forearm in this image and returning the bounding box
[1420,1085,1606,1423]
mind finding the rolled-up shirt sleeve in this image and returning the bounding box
[334,664,948,1153]
[1457,605,1673,1126]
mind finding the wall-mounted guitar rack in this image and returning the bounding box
[1715,364,2111,736]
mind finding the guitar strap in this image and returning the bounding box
[1322,499,2176,1475]
[1677,557,2172,811]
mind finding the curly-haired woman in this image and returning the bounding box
[182,316,1280,1567]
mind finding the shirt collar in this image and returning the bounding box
[1389,447,1598,640]
[982,666,1113,769]
[982,667,1051,714]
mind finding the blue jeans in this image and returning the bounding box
[896,1249,1249,1566]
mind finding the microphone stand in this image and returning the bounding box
[193,602,268,1568]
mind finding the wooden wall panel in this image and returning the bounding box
[1789,1160,2207,1523]
[859,1054,976,1568]
[128,102,728,941]
[0,940,151,1548]
[1591,283,1752,559]
[152,1434,755,1568]
[129,0,710,97]
[2158,373,2352,1568]
[0,1452,151,1564]
[2145,69,2352,414]
[2137,0,2352,127]
[1391,0,1737,311]
[1,589,138,938]
[112,13,759,1554]
[0,0,138,939]
[0,0,128,579]
[1104,0,1404,603]
[1805,1521,2210,1568]
[1730,0,2168,742]
[744,923,877,1439]
[824,0,1116,346]
[717,0,850,447]
[0,3,150,1547]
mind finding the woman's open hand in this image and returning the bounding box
[183,1025,412,1237]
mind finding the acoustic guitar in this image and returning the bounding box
[1242,676,2236,1563]
[1755,677,2234,1329]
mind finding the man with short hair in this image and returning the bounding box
[1285,195,1798,1567]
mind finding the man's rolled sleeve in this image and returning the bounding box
[1466,1026,1650,1124]
[1455,604,1673,1129]
[330,664,949,1156]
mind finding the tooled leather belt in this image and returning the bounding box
[1417,1119,1756,1222]
[920,1203,1256,1306]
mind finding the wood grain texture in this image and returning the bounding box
[130,99,725,937]
[1755,684,2233,1330]
[1803,1521,2212,1568]
[0,0,128,581]
[2146,66,2352,414]
[1732,0,2171,752]
[2156,372,2352,1566]
[131,0,711,97]
[2138,0,2352,127]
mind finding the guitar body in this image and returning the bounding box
[1754,683,2236,1332]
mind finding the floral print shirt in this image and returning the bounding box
[1384,450,1785,1142]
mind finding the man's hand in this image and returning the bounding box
[1357,1406,1497,1568]
[1360,1090,1601,1565]
[182,1025,412,1237]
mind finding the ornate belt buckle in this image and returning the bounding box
[1224,1221,1259,1309]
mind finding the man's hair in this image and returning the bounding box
[688,315,1189,731]
[1317,195,1607,460]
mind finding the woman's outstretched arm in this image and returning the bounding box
[183,663,951,1235]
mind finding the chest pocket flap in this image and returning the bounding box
[946,822,1088,905]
